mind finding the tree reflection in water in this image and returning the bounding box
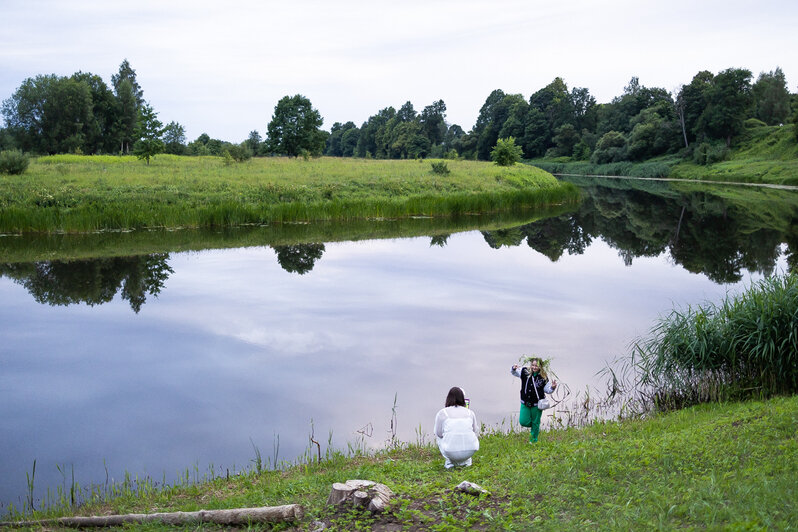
[482,178,798,283]
[2,178,796,310]
[0,254,173,313]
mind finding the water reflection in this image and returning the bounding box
[0,255,172,313]
[274,243,326,275]
[2,178,796,312]
[481,177,798,283]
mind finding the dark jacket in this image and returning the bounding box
[517,367,548,406]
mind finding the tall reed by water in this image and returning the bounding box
[632,272,797,409]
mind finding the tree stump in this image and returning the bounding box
[327,480,394,513]
[352,490,370,509]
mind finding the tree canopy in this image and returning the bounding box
[1,61,794,163]
[266,94,326,157]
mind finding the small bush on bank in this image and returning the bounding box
[491,137,523,166]
[429,161,450,175]
[0,149,30,175]
[693,141,729,165]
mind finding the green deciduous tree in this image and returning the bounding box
[326,121,359,156]
[245,130,262,155]
[591,131,627,163]
[162,121,186,154]
[1,74,93,154]
[420,99,447,147]
[133,103,164,164]
[549,123,580,157]
[71,71,117,154]
[752,67,791,125]
[266,94,326,157]
[696,68,753,146]
[676,70,714,147]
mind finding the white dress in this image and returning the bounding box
[433,406,479,468]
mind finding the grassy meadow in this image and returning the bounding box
[0,155,578,234]
[529,124,798,186]
[4,395,795,530]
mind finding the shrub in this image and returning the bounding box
[430,161,450,175]
[591,131,628,164]
[490,137,523,166]
[744,118,768,129]
[0,149,30,175]
[226,144,252,162]
[693,142,729,165]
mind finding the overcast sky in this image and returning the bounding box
[2,0,797,143]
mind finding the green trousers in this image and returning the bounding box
[519,403,543,442]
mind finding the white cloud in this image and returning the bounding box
[2,0,797,141]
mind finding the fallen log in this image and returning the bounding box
[0,504,304,528]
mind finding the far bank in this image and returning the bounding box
[0,156,578,234]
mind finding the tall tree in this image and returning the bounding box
[111,59,144,108]
[113,79,138,153]
[356,106,395,157]
[162,121,186,154]
[472,90,526,160]
[1,74,92,154]
[266,94,326,157]
[132,102,164,164]
[420,99,447,147]
[245,130,262,155]
[752,67,791,125]
[597,77,673,136]
[696,68,753,146]
[676,70,714,146]
[71,71,117,153]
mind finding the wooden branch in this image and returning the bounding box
[1,504,304,528]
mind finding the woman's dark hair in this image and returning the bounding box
[445,387,466,407]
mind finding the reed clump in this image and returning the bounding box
[632,272,798,409]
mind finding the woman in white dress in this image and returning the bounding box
[433,387,479,469]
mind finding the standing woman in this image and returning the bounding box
[433,387,479,469]
[511,357,558,444]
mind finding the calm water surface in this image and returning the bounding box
[1,177,795,513]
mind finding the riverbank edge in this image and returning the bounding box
[5,395,796,530]
[0,156,580,234]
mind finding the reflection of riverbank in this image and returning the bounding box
[0,205,574,264]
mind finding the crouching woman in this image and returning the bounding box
[433,387,479,469]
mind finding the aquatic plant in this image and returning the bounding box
[631,272,798,409]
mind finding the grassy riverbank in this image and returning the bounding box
[528,124,798,186]
[5,395,795,531]
[0,155,577,234]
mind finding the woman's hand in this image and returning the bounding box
[552,380,558,389]
[512,364,519,370]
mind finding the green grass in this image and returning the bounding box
[528,125,798,186]
[0,155,578,233]
[670,126,798,185]
[5,396,796,530]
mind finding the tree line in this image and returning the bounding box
[2,61,796,165]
